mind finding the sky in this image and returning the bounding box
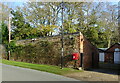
[0,0,119,3]
[0,0,119,10]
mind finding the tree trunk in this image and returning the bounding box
[108,39,111,48]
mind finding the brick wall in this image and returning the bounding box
[81,36,99,69]
[73,32,99,69]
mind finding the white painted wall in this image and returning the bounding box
[114,48,120,64]
[99,53,105,62]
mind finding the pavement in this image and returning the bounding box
[2,64,79,81]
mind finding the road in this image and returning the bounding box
[2,64,79,81]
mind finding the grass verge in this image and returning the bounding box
[2,59,82,75]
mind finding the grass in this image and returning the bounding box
[2,59,82,75]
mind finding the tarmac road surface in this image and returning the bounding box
[2,64,79,81]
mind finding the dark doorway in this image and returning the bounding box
[92,52,94,68]
[80,53,83,67]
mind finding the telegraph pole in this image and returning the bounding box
[8,17,11,43]
[61,1,64,69]
[8,16,11,60]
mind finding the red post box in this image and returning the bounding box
[72,53,79,60]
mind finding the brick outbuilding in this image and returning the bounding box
[77,32,99,69]
[15,32,99,69]
[105,43,120,64]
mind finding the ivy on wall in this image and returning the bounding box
[4,35,79,67]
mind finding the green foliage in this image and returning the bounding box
[2,2,118,48]
[11,9,58,40]
[9,40,16,51]
[63,2,118,48]
[11,10,32,40]
[39,25,58,36]
[83,26,98,46]
[0,22,9,44]
[4,35,77,67]
[8,40,60,65]
[63,20,77,33]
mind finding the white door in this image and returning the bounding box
[99,53,105,62]
[114,48,120,64]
